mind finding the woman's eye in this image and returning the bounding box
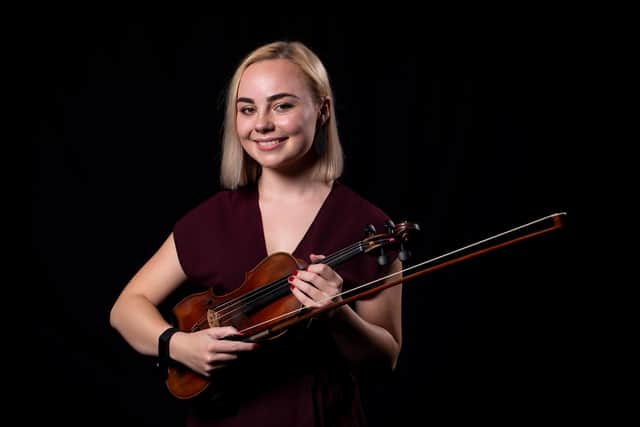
[239,106,255,114]
[275,103,293,111]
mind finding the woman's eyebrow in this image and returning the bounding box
[237,93,300,104]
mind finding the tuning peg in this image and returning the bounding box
[364,224,376,237]
[378,221,391,265]
[377,252,388,266]
[398,242,411,262]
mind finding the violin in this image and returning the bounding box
[166,219,421,400]
[165,212,566,400]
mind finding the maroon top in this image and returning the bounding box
[173,181,397,427]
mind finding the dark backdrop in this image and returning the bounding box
[31,14,587,426]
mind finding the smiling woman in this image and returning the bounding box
[109,40,404,427]
[236,59,326,176]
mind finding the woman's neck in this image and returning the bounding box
[258,171,333,202]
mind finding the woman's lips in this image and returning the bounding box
[255,138,286,150]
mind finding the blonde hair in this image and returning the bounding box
[220,41,344,189]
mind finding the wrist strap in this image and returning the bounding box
[157,327,180,375]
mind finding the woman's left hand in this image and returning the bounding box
[289,253,343,308]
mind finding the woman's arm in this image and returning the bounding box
[109,233,187,355]
[109,233,257,376]
[291,257,403,371]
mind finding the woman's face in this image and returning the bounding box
[236,59,322,174]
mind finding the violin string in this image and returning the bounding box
[213,240,364,313]
[216,234,400,325]
[237,212,566,335]
[213,241,368,322]
[214,242,365,320]
[214,244,365,323]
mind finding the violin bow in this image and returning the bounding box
[238,211,567,341]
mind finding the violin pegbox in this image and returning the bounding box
[362,219,421,266]
[393,220,421,262]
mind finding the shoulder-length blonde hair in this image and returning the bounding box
[220,41,344,190]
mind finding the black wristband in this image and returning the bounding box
[157,327,180,374]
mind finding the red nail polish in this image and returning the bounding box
[288,276,295,282]
[290,284,295,290]
[291,270,298,276]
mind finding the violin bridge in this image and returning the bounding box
[207,309,220,327]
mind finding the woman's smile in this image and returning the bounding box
[254,137,287,150]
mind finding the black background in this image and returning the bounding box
[31,13,594,426]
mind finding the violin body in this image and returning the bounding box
[166,252,306,400]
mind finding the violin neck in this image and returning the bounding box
[316,241,366,270]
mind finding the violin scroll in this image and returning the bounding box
[362,220,421,265]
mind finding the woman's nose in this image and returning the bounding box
[255,111,275,133]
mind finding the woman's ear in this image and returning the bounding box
[318,97,331,125]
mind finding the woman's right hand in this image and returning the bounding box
[170,326,259,377]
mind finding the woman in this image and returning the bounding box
[110,40,403,427]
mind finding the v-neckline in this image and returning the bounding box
[255,181,337,258]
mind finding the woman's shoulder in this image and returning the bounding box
[332,181,389,219]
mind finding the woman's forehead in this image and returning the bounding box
[238,59,310,100]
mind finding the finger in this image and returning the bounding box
[206,326,240,339]
[309,253,326,263]
[292,269,317,286]
[299,274,333,299]
[290,285,321,308]
[226,341,259,352]
[204,357,237,375]
[205,363,233,375]
[305,263,337,281]
[208,353,239,364]
[298,266,340,293]
[293,276,336,307]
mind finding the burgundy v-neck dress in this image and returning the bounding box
[173,181,397,427]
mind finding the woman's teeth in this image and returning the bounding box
[258,140,281,147]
